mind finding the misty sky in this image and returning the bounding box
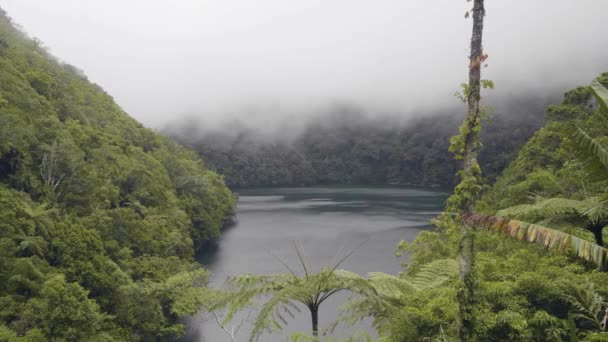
[1,0,607,128]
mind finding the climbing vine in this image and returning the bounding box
[448,1,488,340]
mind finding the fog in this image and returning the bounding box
[1,0,607,129]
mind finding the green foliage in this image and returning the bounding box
[570,127,608,183]
[224,245,377,341]
[567,284,606,331]
[463,212,608,269]
[497,196,608,245]
[14,274,109,341]
[378,225,608,341]
[169,97,548,188]
[564,78,608,187]
[368,259,457,297]
[479,76,608,213]
[396,229,458,274]
[338,258,458,338]
[0,10,235,340]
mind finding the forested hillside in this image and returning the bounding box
[0,9,235,340]
[479,73,608,212]
[168,97,550,188]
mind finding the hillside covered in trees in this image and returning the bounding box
[167,97,551,189]
[479,74,608,213]
[0,9,236,340]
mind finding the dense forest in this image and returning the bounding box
[0,9,235,340]
[478,78,608,213]
[167,97,551,189]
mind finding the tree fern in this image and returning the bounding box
[224,243,377,341]
[19,202,55,238]
[497,197,608,246]
[14,234,48,257]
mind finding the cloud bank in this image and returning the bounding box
[1,0,607,128]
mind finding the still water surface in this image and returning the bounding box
[184,187,447,341]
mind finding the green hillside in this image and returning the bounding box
[170,97,549,189]
[0,9,235,340]
[479,73,608,213]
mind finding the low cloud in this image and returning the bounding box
[1,0,607,128]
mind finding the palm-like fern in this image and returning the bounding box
[20,202,56,238]
[368,259,458,298]
[14,234,48,257]
[567,283,607,332]
[225,242,377,341]
[563,264,608,338]
[497,196,608,246]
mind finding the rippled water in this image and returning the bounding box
[183,187,447,341]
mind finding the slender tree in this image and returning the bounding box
[451,0,487,340]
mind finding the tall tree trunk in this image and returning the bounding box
[458,0,485,341]
[310,305,319,337]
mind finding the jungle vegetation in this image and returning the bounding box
[0,9,235,340]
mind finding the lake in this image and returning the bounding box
[183,186,447,341]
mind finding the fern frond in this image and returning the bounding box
[367,272,417,297]
[249,288,302,341]
[498,197,608,232]
[566,283,606,331]
[591,78,608,118]
[406,258,458,290]
[463,212,608,269]
[570,127,608,179]
[497,198,582,220]
[338,258,457,335]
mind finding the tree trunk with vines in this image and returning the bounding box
[458,0,485,341]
